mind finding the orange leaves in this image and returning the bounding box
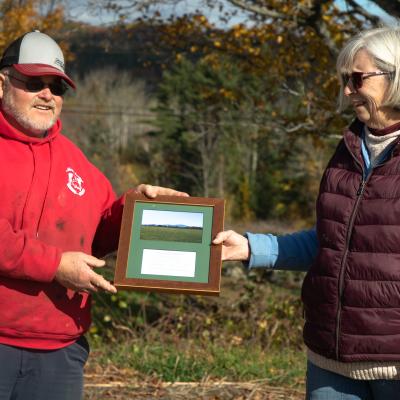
[39,5,64,32]
[0,0,65,55]
[123,1,350,130]
[232,24,249,39]
[218,87,236,101]
[0,0,35,48]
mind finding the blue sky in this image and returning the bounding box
[141,210,204,227]
[66,0,395,26]
[336,0,395,24]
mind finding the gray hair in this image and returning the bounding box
[337,27,400,112]
[0,66,11,74]
[0,67,13,89]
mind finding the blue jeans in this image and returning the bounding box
[0,336,89,400]
[306,361,400,400]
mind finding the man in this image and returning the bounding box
[0,30,186,400]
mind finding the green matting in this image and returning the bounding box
[126,202,214,283]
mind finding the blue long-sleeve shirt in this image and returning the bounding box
[247,229,318,270]
[247,130,394,271]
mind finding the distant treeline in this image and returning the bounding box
[143,224,203,229]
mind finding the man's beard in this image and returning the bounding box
[2,84,58,135]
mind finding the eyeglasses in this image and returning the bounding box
[341,71,392,90]
[6,74,68,96]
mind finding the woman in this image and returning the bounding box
[214,27,400,399]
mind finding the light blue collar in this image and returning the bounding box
[361,126,397,178]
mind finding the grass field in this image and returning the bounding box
[90,265,306,390]
[140,225,203,243]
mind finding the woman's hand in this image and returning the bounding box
[213,230,250,261]
[135,184,189,198]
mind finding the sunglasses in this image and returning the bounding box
[341,71,392,90]
[6,74,68,96]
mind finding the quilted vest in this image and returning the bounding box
[302,119,400,363]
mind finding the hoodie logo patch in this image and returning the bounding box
[66,168,85,196]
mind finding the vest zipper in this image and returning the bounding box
[335,133,398,360]
[336,137,369,360]
[335,174,370,359]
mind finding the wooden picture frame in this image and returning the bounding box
[114,193,225,296]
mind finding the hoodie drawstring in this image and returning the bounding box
[19,141,53,238]
[20,143,36,231]
[36,140,53,237]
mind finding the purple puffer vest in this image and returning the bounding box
[302,119,400,363]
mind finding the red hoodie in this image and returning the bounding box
[0,109,124,349]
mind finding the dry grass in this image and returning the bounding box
[84,365,305,399]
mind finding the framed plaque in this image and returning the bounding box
[114,193,225,296]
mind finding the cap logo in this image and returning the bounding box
[54,58,64,70]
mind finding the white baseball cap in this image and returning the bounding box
[0,30,75,89]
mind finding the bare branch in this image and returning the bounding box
[225,1,339,56]
[285,123,316,133]
[344,0,382,25]
[368,0,400,18]
[303,0,338,57]
[280,83,302,97]
[228,0,290,20]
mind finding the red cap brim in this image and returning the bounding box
[13,64,76,89]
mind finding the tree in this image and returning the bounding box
[88,0,398,43]
[62,68,155,193]
[79,0,393,221]
[0,0,65,53]
[65,7,345,220]
[150,54,326,220]
[151,58,241,198]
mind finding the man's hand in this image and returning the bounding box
[136,184,189,198]
[55,252,117,294]
[213,230,250,261]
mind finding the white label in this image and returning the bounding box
[141,249,196,277]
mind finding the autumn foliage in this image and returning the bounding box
[0,0,65,54]
[0,0,383,220]
[115,6,357,220]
